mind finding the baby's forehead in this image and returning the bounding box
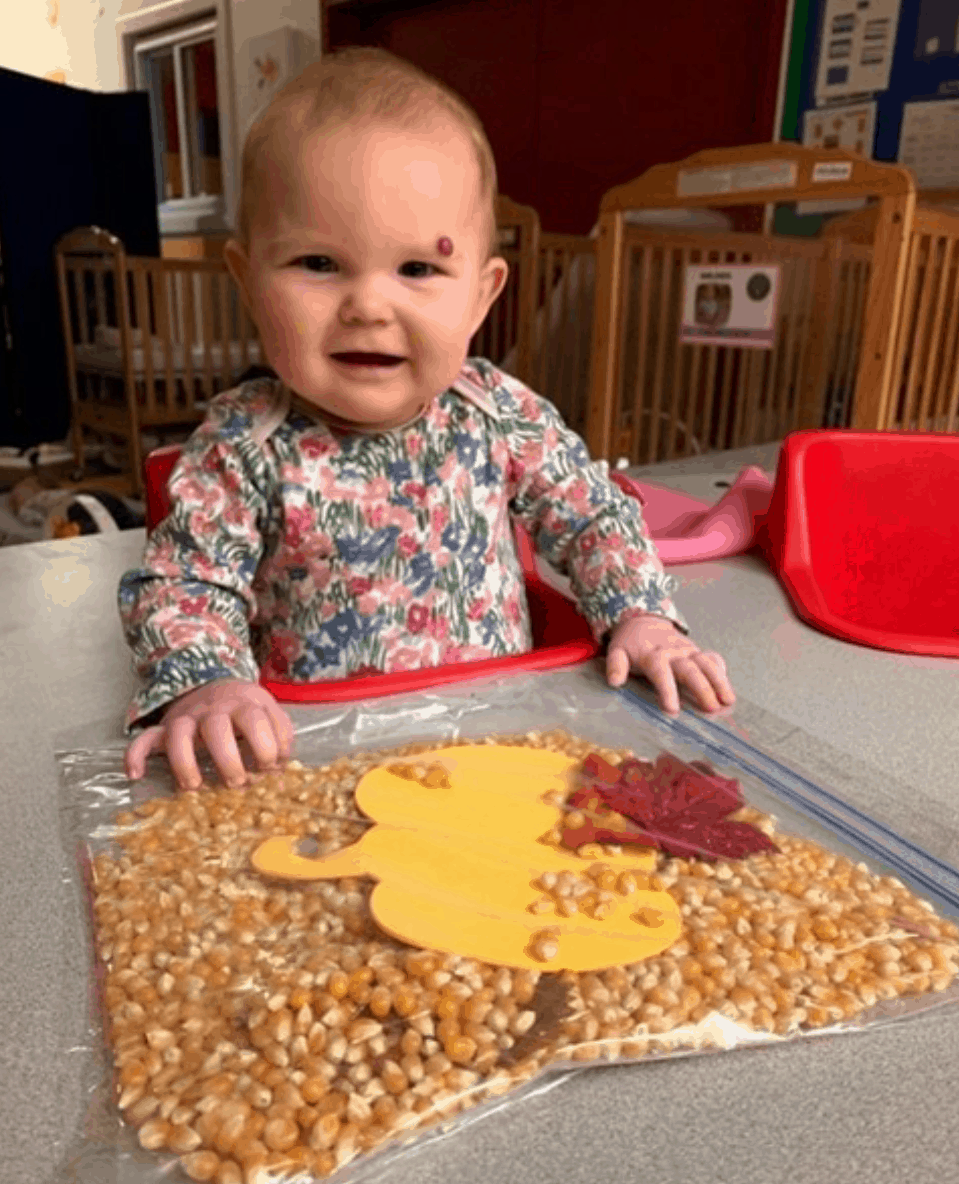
[257,116,483,236]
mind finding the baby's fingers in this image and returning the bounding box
[695,651,737,709]
[672,655,724,714]
[125,725,166,781]
[165,715,206,792]
[200,714,249,789]
[606,647,631,689]
[641,651,683,716]
[234,704,285,772]
[264,702,296,764]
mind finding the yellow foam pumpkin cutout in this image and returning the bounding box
[252,745,683,971]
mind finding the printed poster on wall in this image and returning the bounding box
[680,266,781,350]
[799,100,877,213]
[814,0,902,106]
[898,97,959,187]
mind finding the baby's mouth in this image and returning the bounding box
[331,352,405,367]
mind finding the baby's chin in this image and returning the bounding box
[290,387,433,431]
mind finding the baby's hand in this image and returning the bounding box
[124,679,295,792]
[606,613,735,717]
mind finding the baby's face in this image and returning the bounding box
[226,119,508,429]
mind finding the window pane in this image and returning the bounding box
[182,37,222,197]
[145,48,182,200]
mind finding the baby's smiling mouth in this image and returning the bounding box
[331,352,405,366]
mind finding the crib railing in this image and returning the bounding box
[531,232,596,441]
[884,207,959,433]
[824,200,959,433]
[586,143,918,464]
[55,226,260,494]
[468,195,539,386]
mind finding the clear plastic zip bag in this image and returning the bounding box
[54,666,959,1184]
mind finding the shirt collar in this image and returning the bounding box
[258,362,501,443]
[449,366,501,421]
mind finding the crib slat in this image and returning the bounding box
[842,259,871,428]
[664,247,692,458]
[645,245,672,464]
[945,319,959,433]
[916,236,952,430]
[627,244,651,464]
[732,349,751,449]
[790,250,823,433]
[93,268,108,337]
[217,270,231,389]
[902,235,939,429]
[886,231,923,431]
[831,258,860,427]
[68,267,89,347]
[767,255,796,440]
[686,339,706,456]
[741,338,765,447]
[157,265,179,413]
[200,269,216,400]
[132,262,156,418]
[714,348,736,451]
[794,238,839,432]
[180,265,199,414]
[929,239,959,429]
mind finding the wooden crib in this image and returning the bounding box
[55,226,261,495]
[583,143,928,465]
[473,198,596,440]
[822,199,959,434]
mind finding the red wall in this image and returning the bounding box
[327,0,788,235]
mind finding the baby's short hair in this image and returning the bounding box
[237,47,500,264]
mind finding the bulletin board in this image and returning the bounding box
[780,0,959,194]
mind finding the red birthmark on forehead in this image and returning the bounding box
[437,236,453,256]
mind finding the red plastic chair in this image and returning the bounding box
[759,429,959,658]
[142,445,607,701]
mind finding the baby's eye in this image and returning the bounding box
[400,261,440,279]
[295,255,336,273]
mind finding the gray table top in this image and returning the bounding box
[2,440,957,1184]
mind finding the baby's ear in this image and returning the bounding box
[471,254,510,334]
[223,239,254,310]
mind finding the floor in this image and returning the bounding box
[0,444,146,547]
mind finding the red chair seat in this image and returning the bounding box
[759,430,959,657]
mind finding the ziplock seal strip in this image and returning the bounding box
[616,687,959,916]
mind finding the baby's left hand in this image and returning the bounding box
[606,613,735,717]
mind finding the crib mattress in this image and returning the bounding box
[74,337,262,378]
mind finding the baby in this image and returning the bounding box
[120,47,735,792]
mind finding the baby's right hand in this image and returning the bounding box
[125,679,295,792]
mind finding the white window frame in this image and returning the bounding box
[117,1,238,237]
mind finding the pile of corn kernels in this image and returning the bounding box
[90,730,959,1184]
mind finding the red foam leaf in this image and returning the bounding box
[565,751,778,862]
[562,819,656,850]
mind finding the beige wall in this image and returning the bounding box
[2,0,320,231]
[1,0,127,90]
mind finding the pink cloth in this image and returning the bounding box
[611,466,774,565]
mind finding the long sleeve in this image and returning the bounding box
[117,394,272,732]
[493,368,689,644]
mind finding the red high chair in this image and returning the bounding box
[141,445,609,702]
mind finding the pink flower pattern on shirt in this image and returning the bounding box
[118,359,687,731]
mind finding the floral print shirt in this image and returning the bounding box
[118,358,687,732]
